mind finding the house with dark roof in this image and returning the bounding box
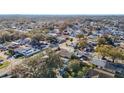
[91,57,124,77]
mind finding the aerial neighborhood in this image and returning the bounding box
[0,15,124,78]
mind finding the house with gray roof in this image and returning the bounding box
[14,47,40,57]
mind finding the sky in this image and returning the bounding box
[0,0,124,14]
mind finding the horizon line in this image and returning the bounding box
[0,14,124,16]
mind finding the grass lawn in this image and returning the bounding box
[0,61,10,69]
[0,56,4,60]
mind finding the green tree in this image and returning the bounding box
[77,41,87,49]
[12,50,63,78]
[76,34,84,39]
[70,38,73,42]
[77,71,84,78]
[63,59,90,78]
[63,72,71,78]
[96,45,124,63]
[108,48,124,63]
[95,45,112,59]
[68,60,81,73]
[97,37,106,46]
[97,35,114,46]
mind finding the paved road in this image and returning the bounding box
[94,68,115,77]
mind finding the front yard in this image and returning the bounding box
[0,52,10,69]
[0,61,10,69]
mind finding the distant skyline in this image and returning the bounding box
[0,0,123,14]
[0,14,124,15]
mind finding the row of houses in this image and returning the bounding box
[91,57,124,77]
[0,38,49,58]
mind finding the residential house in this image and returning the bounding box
[16,38,31,45]
[91,57,124,76]
[0,44,7,51]
[14,47,40,57]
